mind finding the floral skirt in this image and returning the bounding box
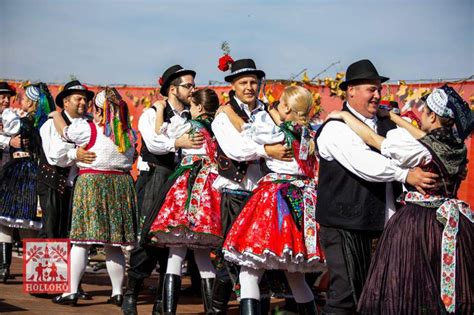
[358,203,474,315]
[69,173,137,246]
[0,157,41,230]
[148,166,222,248]
[223,174,323,273]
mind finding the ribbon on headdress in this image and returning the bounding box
[33,83,56,129]
[101,87,136,153]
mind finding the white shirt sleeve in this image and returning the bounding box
[0,134,10,150]
[317,120,408,183]
[64,119,91,147]
[162,115,191,139]
[1,108,21,136]
[138,108,176,155]
[212,112,268,161]
[241,111,285,145]
[381,128,432,168]
[40,119,77,167]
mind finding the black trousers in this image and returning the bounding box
[220,189,252,237]
[37,183,72,239]
[214,189,251,282]
[127,166,173,282]
[319,225,378,315]
[135,170,149,222]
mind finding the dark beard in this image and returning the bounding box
[176,93,191,107]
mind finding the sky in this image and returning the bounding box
[1,0,473,86]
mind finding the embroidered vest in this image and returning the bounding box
[37,111,73,194]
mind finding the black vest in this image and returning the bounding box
[315,103,399,232]
[37,111,73,194]
[140,102,180,170]
[216,92,256,183]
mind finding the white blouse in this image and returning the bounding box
[1,108,22,136]
[381,127,432,168]
[242,111,306,176]
[64,119,135,171]
[161,115,208,156]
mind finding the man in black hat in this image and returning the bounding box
[210,58,292,314]
[0,82,22,168]
[122,65,204,315]
[315,59,438,314]
[37,80,96,241]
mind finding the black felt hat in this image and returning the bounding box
[0,82,16,96]
[159,65,196,97]
[224,59,266,83]
[55,80,95,108]
[339,59,389,91]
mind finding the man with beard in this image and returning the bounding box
[210,58,293,314]
[122,65,204,315]
[315,59,438,315]
[0,82,22,168]
[38,80,97,240]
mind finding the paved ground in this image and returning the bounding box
[0,255,295,314]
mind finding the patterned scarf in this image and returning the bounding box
[279,121,317,178]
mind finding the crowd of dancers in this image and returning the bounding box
[0,57,473,315]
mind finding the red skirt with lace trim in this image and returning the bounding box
[223,178,323,272]
[148,169,222,248]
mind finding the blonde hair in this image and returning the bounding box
[280,86,313,125]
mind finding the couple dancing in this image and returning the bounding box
[317,59,473,315]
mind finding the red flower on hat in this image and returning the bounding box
[218,54,234,72]
[9,84,17,93]
[158,77,164,86]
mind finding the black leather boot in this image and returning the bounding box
[162,273,181,315]
[121,276,143,315]
[240,298,261,315]
[0,242,12,283]
[260,297,270,315]
[208,276,233,314]
[201,278,215,313]
[152,272,165,315]
[298,300,318,315]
